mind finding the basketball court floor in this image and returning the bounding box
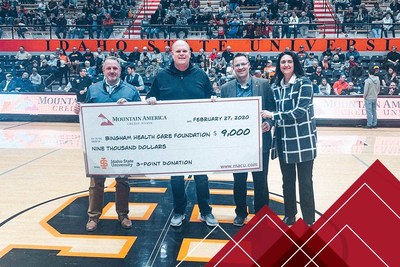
[0,122,399,266]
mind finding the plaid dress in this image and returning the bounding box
[270,75,317,164]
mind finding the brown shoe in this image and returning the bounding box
[86,217,99,232]
[119,215,132,229]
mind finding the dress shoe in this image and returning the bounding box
[233,216,246,227]
[86,217,99,232]
[119,215,132,229]
[282,216,296,226]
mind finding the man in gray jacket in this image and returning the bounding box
[363,66,381,128]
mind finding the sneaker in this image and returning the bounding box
[170,213,185,227]
[200,213,218,227]
[233,216,246,227]
[86,217,99,232]
[119,215,132,229]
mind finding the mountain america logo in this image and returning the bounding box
[98,114,114,126]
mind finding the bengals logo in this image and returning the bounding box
[100,157,108,169]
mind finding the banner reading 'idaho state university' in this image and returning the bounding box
[1,38,400,52]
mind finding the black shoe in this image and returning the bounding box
[362,126,373,129]
[282,216,296,226]
[233,216,246,226]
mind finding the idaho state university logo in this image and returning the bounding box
[99,157,108,169]
[98,114,113,126]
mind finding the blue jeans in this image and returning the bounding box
[365,99,377,127]
[170,175,212,216]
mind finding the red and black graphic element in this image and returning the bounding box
[208,160,400,266]
[98,114,113,126]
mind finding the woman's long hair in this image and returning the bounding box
[274,50,305,85]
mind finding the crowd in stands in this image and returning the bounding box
[0,0,137,39]
[1,0,400,39]
[1,43,400,96]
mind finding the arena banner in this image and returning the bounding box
[0,93,76,115]
[79,97,263,177]
[314,96,400,119]
[1,38,400,52]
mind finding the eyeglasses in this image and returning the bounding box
[233,62,249,68]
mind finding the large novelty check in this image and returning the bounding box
[80,97,262,176]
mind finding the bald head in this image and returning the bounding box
[172,40,191,71]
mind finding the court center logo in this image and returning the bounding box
[98,114,114,126]
[100,157,108,169]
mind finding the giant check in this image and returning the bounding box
[80,97,263,176]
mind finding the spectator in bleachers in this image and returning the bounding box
[175,12,189,38]
[140,46,153,64]
[195,48,207,63]
[15,46,31,64]
[349,63,363,83]
[88,14,102,39]
[298,11,311,38]
[287,11,298,38]
[75,13,88,39]
[226,17,241,38]
[208,48,218,63]
[91,52,103,76]
[222,46,234,64]
[5,5,17,25]
[54,13,67,39]
[342,6,355,34]
[66,16,76,39]
[319,55,331,70]
[38,59,51,77]
[251,53,265,72]
[333,74,349,95]
[203,1,214,13]
[333,47,346,62]
[310,65,325,84]
[243,20,255,38]
[128,47,141,63]
[125,64,144,92]
[0,6,6,25]
[369,3,385,23]
[322,47,333,60]
[29,68,42,92]
[305,60,319,75]
[382,12,395,38]
[381,66,398,86]
[15,71,33,92]
[102,13,114,39]
[384,45,400,71]
[107,48,118,58]
[343,56,358,76]
[304,52,317,69]
[263,59,276,80]
[386,81,399,95]
[1,73,17,92]
[370,18,383,38]
[58,49,70,90]
[296,45,308,65]
[390,0,400,14]
[145,58,161,78]
[69,47,83,64]
[83,48,94,63]
[212,52,227,69]
[330,54,343,71]
[345,46,360,61]
[15,18,28,39]
[69,68,92,102]
[335,0,349,13]
[317,78,332,95]
[117,49,128,62]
